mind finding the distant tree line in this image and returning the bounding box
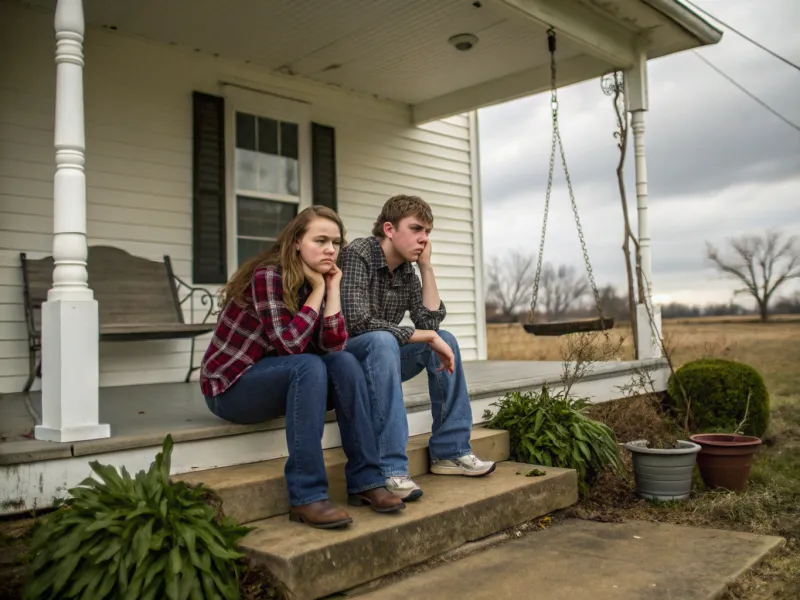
[486,229,800,324]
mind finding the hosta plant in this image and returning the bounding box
[24,435,252,600]
[485,386,623,494]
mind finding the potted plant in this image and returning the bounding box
[624,438,701,501]
[688,432,762,492]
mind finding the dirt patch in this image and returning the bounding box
[0,518,35,600]
[240,562,281,599]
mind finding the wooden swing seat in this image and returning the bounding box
[523,317,615,337]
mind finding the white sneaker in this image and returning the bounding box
[430,454,496,477]
[385,476,423,501]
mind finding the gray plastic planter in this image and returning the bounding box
[624,440,701,501]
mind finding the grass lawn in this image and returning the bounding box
[511,318,800,600]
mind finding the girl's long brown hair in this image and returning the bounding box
[218,205,346,314]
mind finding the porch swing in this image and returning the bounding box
[523,28,614,337]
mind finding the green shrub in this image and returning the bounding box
[666,357,769,438]
[485,386,623,495]
[24,435,252,600]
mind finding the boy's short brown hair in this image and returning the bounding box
[372,194,434,238]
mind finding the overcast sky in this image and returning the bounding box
[477,0,800,308]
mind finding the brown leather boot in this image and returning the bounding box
[288,500,353,529]
[348,487,406,513]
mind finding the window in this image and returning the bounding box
[233,111,301,265]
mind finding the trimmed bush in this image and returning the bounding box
[666,357,769,438]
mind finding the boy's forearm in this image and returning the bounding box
[408,329,438,344]
[419,264,441,312]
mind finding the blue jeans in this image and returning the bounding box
[204,352,386,506]
[344,330,473,476]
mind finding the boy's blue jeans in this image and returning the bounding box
[204,352,385,506]
[344,329,474,477]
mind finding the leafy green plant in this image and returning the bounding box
[24,435,252,600]
[485,386,623,494]
[666,357,769,438]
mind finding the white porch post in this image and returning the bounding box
[35,0,109,442]
[625,50,662,360]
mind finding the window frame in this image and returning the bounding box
[222,84,312,275]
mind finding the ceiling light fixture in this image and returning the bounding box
[448,33,479,52]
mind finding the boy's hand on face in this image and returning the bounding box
[418,240,432,267]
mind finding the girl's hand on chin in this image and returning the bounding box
[324,264,342,289]
[302,262,326,290]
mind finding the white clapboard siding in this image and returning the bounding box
[0,2,483,393]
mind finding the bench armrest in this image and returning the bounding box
[172,274,216,325]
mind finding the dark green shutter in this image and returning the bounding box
[311,123,337,211]
[192,91,227,284]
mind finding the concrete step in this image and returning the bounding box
[240,461,578,600]
[175,426,510,524]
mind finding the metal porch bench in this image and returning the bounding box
[20,246,217,392]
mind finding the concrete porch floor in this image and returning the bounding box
[0,358,668,466]
[354,519,785,600]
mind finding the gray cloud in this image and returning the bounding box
[478,0,800,304]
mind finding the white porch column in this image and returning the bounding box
[35,0,109,442]
[625,50,662,360]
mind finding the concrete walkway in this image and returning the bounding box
[355,519,784,600]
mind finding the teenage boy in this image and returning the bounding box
[340,194,495,501]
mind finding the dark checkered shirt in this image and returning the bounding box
[200,265,347,397]
[340,236,446,345]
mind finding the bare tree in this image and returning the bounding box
[485,251,537,319]
[540,264,588,320]
[597,284,632,322]
[706,230,800,321]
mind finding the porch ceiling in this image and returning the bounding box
[22,0,720,122]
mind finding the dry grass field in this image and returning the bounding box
[486,316,800,599]
[488,316,799,370]
[487,316,799,423]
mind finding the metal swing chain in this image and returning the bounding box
[529,28,608,326]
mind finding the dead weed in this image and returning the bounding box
[586,395,682,447]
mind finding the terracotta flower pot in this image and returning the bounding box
[689,433,762,492]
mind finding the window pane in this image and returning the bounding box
[283,158,299,196]
[237,196,297,239]
[258,117,279,155]
[237,238,274,266]
[280,122,299,159]
[236,113,256,151]
[235,149,258,191]
[256,154,283,195]
[235,114,300,197]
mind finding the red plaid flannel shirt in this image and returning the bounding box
[200,265,347,397]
